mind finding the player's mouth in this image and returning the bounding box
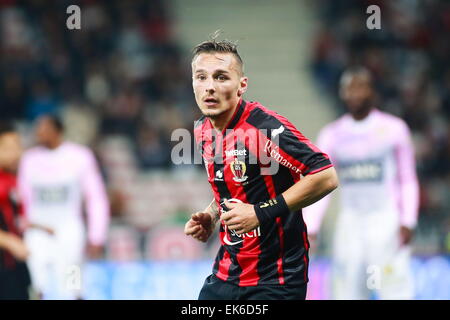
[204,97,219,107]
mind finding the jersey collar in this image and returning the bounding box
[222,98,246,136]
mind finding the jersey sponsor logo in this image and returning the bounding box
[230,159,248,183]
[223,224,262,246]
[225,149,247,157]
[338,159,383,182]
[220,198,262,246]
[271,125,285,138]
[223,226,244,246]
[33,185,70,204]
[264,140,302,175]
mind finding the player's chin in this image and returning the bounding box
[201,108,224,118]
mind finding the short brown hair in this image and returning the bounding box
[192,38,244,75]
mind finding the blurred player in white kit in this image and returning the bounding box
[18,115,110,299]
[303,67,420,299]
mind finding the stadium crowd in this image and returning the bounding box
[0,0,199,170]
[0,0,448,255]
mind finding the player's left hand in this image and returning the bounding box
[220,200,260,235]
[399,226,413,246]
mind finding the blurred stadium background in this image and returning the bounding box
[1,0,450,299]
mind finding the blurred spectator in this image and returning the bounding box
[0,72,27,121]
[100,86,143,137]
[135,123,170,170]
[26,78,60,121]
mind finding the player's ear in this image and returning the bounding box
[238,77,248,97]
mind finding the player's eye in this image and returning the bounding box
[196,74,206,80]
[216,75,227,81]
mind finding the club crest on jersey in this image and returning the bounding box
[230,159,248,183]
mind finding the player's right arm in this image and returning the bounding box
[184,198,219,243]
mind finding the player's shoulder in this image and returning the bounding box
[20,146,46,169]
[375,109,410,132]
[62,142,95,160]
[62,141,89,152]
[244,101,290,130]
[22,145,48,162]
[23,145,44,156]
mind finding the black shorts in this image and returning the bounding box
[0,262,31,300]
[198,274,307,300]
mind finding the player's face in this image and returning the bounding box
[0,132,22,171]
[35,117,59,147]
[340,74,373,114]
[192,53,248,119]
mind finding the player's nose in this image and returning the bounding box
[204,78,216,92]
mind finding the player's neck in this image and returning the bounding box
[209,102,239,132]
[45,138,63,150]
[351,106,373,121]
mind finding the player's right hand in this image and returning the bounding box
[6,233,29,261]
[184,212,214,243]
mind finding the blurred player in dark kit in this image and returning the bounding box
[0,122,31,300]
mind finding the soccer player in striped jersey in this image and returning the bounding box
[184,39,339,300]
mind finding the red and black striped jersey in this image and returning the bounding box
[194,99,333,287]
[0,169,23,271]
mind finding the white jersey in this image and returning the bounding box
[304,109,419,233]
[18,142,109,245]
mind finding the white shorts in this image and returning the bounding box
[331,210,414,300]
[24,221,85,299]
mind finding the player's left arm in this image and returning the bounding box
[395,121,420,245]
[281,166,338,211]
[222,117,338,234]
[223,167,338,235]
[81,149,110,259]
